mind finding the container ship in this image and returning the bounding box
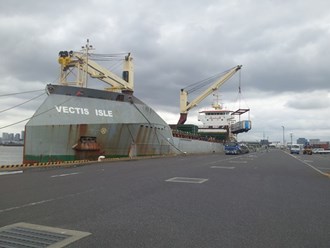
[23,41,250,163]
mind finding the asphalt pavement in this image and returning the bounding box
[0,149,330,247]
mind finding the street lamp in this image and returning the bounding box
[281,126,285,146]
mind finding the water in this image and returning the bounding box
[0,146,23,165]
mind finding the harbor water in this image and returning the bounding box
[0,146,23,165]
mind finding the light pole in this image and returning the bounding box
[281,126,285,146]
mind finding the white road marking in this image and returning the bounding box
[0,171,23,176]
[229,160,247,164]
[0,199,56,213]
[288,153,329,177]
[207,155,247,165]
[165,177,208,184]
[51,172,80,178]
[211,166,235,169]
[0,188,96,214]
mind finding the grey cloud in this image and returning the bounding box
[285,93,330,110]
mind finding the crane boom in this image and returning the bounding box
[58,46,134,92]
[74,52,134,91]
[178,65,242,125]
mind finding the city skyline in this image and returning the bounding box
[1,131,25,142]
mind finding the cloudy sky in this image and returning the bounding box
[1,0,330,143]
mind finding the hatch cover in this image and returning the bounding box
[0,222,90,248]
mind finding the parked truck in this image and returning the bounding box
[303,145,312,155]
[224,142,249,155]
[290,144,300,154]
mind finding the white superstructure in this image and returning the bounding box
[198,109,235,130]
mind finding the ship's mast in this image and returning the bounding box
[81,39,94,88]
[211,93,221,110]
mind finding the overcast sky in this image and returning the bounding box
[1,0,330,143]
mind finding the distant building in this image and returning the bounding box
[1,131,24,144]
[2,132,9,140]
[260,139,270,146]
[297,138,308,145]
[309,139,329,149]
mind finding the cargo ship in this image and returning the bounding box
[175,64,251,144]
[24,41,236,163]
[184,94,251,142]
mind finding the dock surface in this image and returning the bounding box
[1,149,330,247]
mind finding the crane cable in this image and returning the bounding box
[234,70,250,121]
[0,90,47,130]
[0,94,75,130]
[0,92,46,114]
[0,89,44,98]
[183,67,236,94]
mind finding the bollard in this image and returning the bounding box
[98,156,105,162]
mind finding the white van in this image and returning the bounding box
[290,144,300,154]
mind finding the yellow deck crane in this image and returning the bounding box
[58,40,134,93]
[178,65,242,125]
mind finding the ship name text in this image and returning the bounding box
[55,106,89,115]
[95,109,113,117]
[55,105,113,117]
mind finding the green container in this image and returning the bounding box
[177,124,199,134]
